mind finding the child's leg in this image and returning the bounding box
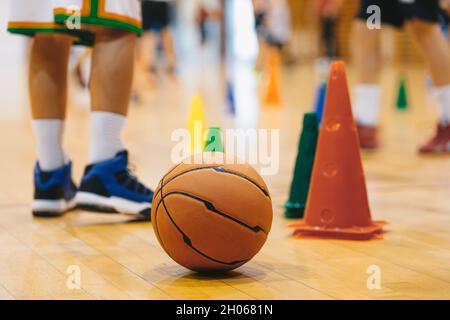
[408,20,450,123]
[88,29,136,164]
[137,30,158,85]
[134,32,157,95]
[352,20,382,127]
[74,48,92,88]
[77,28,153,217]
[352,19,383,149]
[322,17,338,58]
[161,27,177,72]
[407,20,450,153]
[29,34,73,171]
[28,33,77,216]
[138,31,156,72]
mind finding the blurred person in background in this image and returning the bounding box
[353,0,450,153]
[195,0,223,47]
[253,0,268,70]
[138,0,177,87]
[265,0,292,51]
[254,0,292,70]
[315,0,343,59]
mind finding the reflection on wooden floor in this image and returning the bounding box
[0,64,449,300]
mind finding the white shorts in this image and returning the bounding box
[8,0,142,45]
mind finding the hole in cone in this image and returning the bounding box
[331,71,338,80]
[325,119,341,132]
[323,163,338,177]
[320,209,335,224]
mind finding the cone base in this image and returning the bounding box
[291,220,387,240]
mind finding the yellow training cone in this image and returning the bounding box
[264,48,282,107]
[187,94,207,153]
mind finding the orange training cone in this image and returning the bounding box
[291,61,386,240]
[264,48,282,106]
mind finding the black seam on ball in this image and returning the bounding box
[154,166,271,200]
[161,162,183,182]
[157,182,254,266]
[162,191,268,235]
[151,162,183,244]
[159,195,250,266]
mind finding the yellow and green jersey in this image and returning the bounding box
[8,0,142,46]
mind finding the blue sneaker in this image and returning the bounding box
[32,162,77,217]
[75,151,153,219]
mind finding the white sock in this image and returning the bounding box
[89,111,126,164]
[353,84,382,127]
[32,119,67,171]
[434,84,450,125]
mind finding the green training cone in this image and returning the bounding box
[396,77,408,110]
[284,113,319,219]
[204,127,224,152]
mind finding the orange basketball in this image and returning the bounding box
[151,153,273,273]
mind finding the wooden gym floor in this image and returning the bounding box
[0,63,449,300]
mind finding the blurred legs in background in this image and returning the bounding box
[353,0,450,153]
[255,0,292,71]
[30,29,137,167]
[316,0,343,59]
[137,0,177,92]
[90,29,135,117]
[73,48,92,89]
[352,20,382,150]
[408,20,450,153]
[88,29,136,162]
[161,27,177,74]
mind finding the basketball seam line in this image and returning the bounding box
[157,166,271,199]
[152,164,183,257]
[161,163,183,183]
[213,167,271,198]
[156,188,251,266]
[160,191,268,234]
[152,194,169,257]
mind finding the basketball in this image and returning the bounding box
[151,153,273,273]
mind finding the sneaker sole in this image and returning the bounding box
[75,192,151,219]
[419,147,450,155]
[32,199,76,217]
